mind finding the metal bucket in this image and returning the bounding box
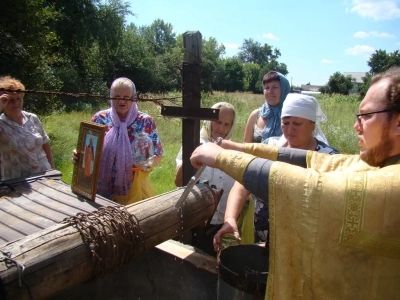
[218,244,268,300]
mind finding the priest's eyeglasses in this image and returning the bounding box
[355,109,391,126]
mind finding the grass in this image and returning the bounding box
[42,92,361,195]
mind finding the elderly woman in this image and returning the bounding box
[213,93,339,248]
[73,77,163,203]
[175,102,236,255]
[0,76,54,181]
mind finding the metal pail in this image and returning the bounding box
[218,244,268,299]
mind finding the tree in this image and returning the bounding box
[220,58,244,92]
[201,37,225,92]
[357,73,372,99]
[321,72,353,95]
[354,49,400,99]
[139,19,176,55]
[238,39,277,65]
[238,38,288,75]
[243,63,261,93]
[368,50,400,75]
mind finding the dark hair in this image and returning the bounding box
[262,71,280,86]
[371,66,400,115]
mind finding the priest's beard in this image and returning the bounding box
[361,124,394,167]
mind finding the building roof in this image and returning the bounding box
[343,72,368,83]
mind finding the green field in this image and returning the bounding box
[44,92,361,195]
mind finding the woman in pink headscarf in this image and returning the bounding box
[73,77,163,202]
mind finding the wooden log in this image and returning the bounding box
[0,184,219,300]
[182,31,202,185]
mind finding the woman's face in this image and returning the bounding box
[281,116,315,148]
[211,107,234,140]
[111,85,133,119]
[3,93,24,117]
[263,80,281,106]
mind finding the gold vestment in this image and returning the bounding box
[216,145,400,300]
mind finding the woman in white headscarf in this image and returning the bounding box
[214,93,339,247]
[263,93,336,152]
[252,93,339,243]
[175,102,236,255]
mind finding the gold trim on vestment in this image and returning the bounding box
[266,163,278,299]
[340,170,400,259]
[244,143,278,161]
[215,150,255,183]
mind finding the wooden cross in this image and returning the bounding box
[161,31,219,185]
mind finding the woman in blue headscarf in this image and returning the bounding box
[230,71,290,245]
[243,71,291,143]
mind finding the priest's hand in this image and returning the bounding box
[190,142,224,169]
[213,217,241,251]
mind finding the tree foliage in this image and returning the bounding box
[368,50,400,75]
[321,72,354,95]
[1,0,291,114]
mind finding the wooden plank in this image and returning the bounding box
[0,223,24,244]
[0,199,55,230]
[0,177,118,246]
[0,209,44,236]
[156,240,218,275]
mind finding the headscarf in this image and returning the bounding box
[97,78,138,199]
[276,93,329,146]
[259,71,291,140]
[200,102,236,141]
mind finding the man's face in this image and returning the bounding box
[354,79,397,166]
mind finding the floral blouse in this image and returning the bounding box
[91,109,163,198]
[0,111,51,181]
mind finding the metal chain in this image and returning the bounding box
[63,205,156,291]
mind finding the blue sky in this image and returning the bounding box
[126,0,400,87]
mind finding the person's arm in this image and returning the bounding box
[220,141,308,168]
[42,142,55,169]
[190,143,271,196]
[212,181,250,249]
[224,182,251,222]
[243,109,259,142]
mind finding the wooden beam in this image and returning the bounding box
[161,106,219,120]
[0,184,219,300]
[182,31,202,185]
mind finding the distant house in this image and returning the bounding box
[300,84,322,95]
[343,72,368,94]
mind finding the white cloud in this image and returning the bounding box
[262,33,279,40]
[321,59,335,64]
[354,31,396,38]
[222,43,239,49]
[345,45,375,56]
[346,0,400,20]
